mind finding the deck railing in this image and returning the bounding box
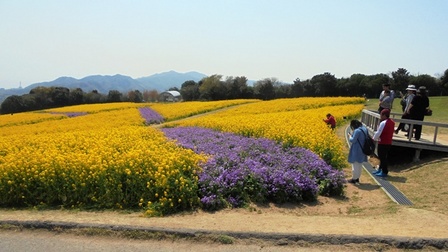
[361,109,448,145]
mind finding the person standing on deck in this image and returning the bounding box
[406,86,430,140]
[372,109,395,177]
[395,85,416,134]
[378,83,395,112]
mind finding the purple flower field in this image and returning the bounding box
[49,112,88,117]
[139,107,164,124]
[162,127,346,210]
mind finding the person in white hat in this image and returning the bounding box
[406,86,430,140]
[394,85,416,134]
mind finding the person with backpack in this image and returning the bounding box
[347,119,368,184]
[372,109,395,177]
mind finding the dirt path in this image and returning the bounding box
[1,202,448,239]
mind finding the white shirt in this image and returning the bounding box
[373,120,386,141]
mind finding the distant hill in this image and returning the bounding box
[137,71,207,91]
[0,71,208,103]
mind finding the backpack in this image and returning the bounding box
[357,128,375,156]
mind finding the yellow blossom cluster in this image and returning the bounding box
[0,112,66,127]
[0,106,206,215]
[46,102,145,114]
[149,99,258,121]
[163,97,365,168]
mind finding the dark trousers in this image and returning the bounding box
[414,124,422,139]
[396,113,411,132]
[411,115,425,140]
[378,144,391,174]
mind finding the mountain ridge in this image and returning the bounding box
[0,71,208,103]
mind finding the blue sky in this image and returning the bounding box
[1,0,447,89]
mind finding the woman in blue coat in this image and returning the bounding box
[347,120,368,184]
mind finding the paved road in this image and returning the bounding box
[0,230,332,252]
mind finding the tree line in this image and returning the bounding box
[0,87,158,114]
[2,68,447,114]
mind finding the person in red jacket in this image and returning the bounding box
[372,109,395,177]
[323,113,336,130]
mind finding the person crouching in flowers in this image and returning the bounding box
[323,113,336,130]
[347,119,368,184]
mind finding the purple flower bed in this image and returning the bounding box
[139,107,164,124]
[162,127,346,210]
[49,112,88,117]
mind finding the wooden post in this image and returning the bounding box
[413,149,421,162]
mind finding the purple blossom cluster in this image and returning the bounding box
[139,107,164,125]
[162,127,346,210]
[49,112,88,117]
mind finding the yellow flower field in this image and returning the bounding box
[0,97,364,215]
[0,106,206,215]
[0,112,66,127]
[148,99,258,121]
[46,102,144,113]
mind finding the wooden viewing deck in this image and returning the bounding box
[361,109,448,161]
[347,110,448,205]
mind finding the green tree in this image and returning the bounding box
[180,80,200,101]
[143,89,159,102]
[310,72,337,97]
[336,77,350,96]
[69,88,85,105]
[391,68,410,92]
[253,78,276,100]
[274,84,292,98]
[440,69,448,95]
[199,75,225,100]
[127,90,143,103]
[346,74,367,97]
[50,87,70,107]
[291,78,305,97]
[29,86,51,109]
[409,74,437,96]
[84,90,104,104]
[1,95,24,114]
[21,94,37,111]
[107,90,122,102]
[224,76,249,99]
[362,74,390,98]
[301,80,316,97]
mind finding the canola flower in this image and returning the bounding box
[0,111,66,128]
[46,102,145,114]
[148,99,258,121]
[0,106,206,216]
